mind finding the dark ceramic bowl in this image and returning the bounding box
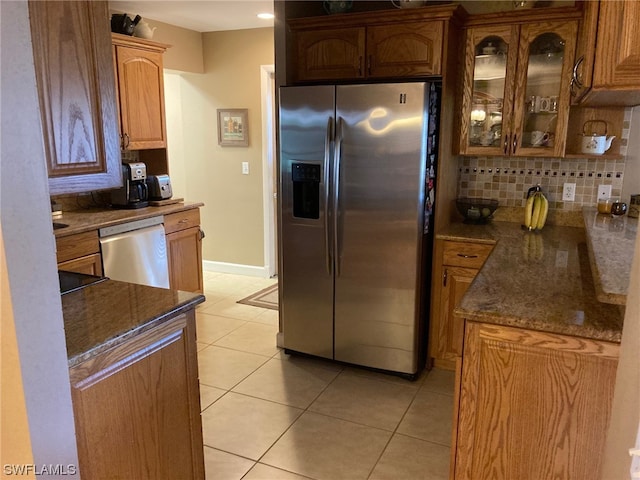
[456,198,499,224]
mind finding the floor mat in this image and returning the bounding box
[236,284,278,310]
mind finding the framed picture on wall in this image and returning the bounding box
[217,109,249,147]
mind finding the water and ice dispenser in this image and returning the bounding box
[292,162,320,219]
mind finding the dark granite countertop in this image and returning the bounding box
[438,221,624,343]
[62,279,205,367]
[54,201,204,237]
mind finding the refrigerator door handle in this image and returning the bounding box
[333,116,344,276]
[324,116,334,275]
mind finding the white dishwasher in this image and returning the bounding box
[99,216,170,289]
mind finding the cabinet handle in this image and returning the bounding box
[358,56,362,76]
[123,133,130,149]
[367,55,372,76]
[512,134,517,155]
[199,229,205,240]
[178,218,189,224]
[443,268,448,287]
[457,253,478,259]
[503,134,510,155]
[572,56,584,89]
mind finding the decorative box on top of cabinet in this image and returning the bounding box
[457,9,581,157]
[28,1,121,195]
[112,33,169,151]
[572,0,640,106]
[429,239,494,370]
[288,5,465,83]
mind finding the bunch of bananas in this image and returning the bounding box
[523,190,549,231]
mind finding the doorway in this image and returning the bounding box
[260,65,277,278]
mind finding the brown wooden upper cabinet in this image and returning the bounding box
[458,20,578,157]
[112,34,169,150]
[572,0,640,106]
[28,1,121,195]
[288,6,464,83]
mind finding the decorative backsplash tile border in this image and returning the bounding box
[457,156,626,210]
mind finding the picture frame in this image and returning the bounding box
[217,108,249,147]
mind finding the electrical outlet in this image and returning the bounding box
[242,162,249,175]
[562,183,576,202]
[598,184,612,199]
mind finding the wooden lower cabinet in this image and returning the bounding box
[164,210,204,293]
[69,311,204,479]
[58,253,102,277]
[429,240,494,370]
[453,322,619,480]
[56,231,102,276]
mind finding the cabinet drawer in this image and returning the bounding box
[442,241,493,269]
[164,209,200,235]
[56,231,100,263]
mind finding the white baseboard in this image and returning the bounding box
[203,260,273,278]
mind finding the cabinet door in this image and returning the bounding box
[115,45,167,149]
[294,27,365,82]
[441,266,477,359]
[58,254,103,277]
[458,25,519,156]
[367,21,443,78]
[570,0,600,103]
[512,21,577,157]
[70,313,204,479]
[166,226,203,293]
[589,0,640,105]
[456,322,618,480]
[28,1,121,195]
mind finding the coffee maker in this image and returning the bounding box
[111,162,149,208]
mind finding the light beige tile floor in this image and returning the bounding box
[197,271,454,480]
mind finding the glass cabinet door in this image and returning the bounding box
[512,21,578,157]
[460,26,518,155]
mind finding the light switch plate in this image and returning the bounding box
[242,162,249,175]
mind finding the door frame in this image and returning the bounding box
[260,64,277,278]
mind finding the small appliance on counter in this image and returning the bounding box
[111,162,149,209]
[146,174,173,200]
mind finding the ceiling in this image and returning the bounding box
[109,1,275,33]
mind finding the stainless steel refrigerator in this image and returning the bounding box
[278,82,439,376]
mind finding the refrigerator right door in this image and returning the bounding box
[279,85,335,359]
[334,82,428,374]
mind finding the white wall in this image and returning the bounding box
[0,1,79,475]
[164,28,274,275]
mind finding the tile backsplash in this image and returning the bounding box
[457,108,633,211]
[457,156,626,210]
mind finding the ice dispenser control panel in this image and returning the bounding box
[292,162,320,219]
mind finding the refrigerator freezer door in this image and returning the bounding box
[279,85,335,359]
[334,83,428,374]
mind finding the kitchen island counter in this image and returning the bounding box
[62,278,205,367]
[440,221,624,343]
[62,278,206,478]
[582,206,637,305]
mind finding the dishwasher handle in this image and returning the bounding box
[99,215,164,237]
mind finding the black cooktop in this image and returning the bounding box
[58,270,107,295]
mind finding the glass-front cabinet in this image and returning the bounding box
[459,21,578,157]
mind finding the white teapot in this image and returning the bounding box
[134,20,156,39]
[580,120,615,156]
[391,0,426,8]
